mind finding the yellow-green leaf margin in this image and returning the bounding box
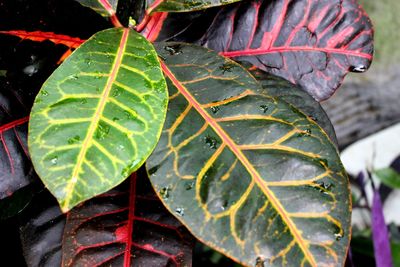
[28,28,168,212]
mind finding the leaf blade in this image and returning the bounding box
[0,86,34,201]
[148,0,374,101]
[248,66,338,146]
[373,168,400,189]
[28,28,168,212]
[0,30,84,49]
[61,172,193,267]
[147,43,350,267]
[75,0,118,17]
[148,0,244,13]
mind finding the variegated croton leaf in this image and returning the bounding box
[20,172,194,267]
[141,0,374,101]
[147,43,350,267]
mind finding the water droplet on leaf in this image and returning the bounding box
[160,186,171,200]
[164,44,182,55]
[124,111,135,119]
[204,135,219,149]
[259,105,269,113]
[210,106,220,114]
[298,128,312,137]
[112,88,121,97]
[351,65,367,73]
[41,90,49,96]
[95,123,110,140]
[185,181,194,190]
[50,156,58,165]
[255,257,265,267]
[175,207,185,217]
[68,135,80,144]
[335,232,343,241]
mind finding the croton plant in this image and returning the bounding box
[0,0,374,266]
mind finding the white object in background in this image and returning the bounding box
[340,123,400,227]
[341,123,400,176]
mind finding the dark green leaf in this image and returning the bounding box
[147,0,243,13]
[147,43,351,267]
[28,28,168,212]
[75,0,118,18]
[248,67,338,146]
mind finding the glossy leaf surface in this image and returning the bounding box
[151,0,374,101]
[20,203,65,267]
[75,0,123,27]
[147,43,350,266]
[147,0,242,13]
[28,28,168,212]
[0,83,34,200]
[75,0,118,17]
[0,30,84,49]
[248,66,338,145]
[62,172,193,266]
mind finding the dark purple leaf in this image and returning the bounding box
[371,189,393,267]
[62,172,193,267]
[0,29,73,207]
[0,81,34,200]
[20,191,65,267]
[20,172,194,267]
[146,0,374,101]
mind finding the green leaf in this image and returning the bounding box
[374,167,400,189]
[247,67,338,147]
[75,0,118,17]
[147,43,351,267]
[147,0,243,13]
[392,241,400,267]
[28,28,168,212]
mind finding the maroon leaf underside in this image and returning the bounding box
[62,172,193,267]
[146,0,374,101]
[0,82,35,200]
[20,203,65,267]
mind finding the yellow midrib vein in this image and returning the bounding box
[62,29,129,212]
[160,61,318,267]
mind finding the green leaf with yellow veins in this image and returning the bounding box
[28,28,168,212]
[147,43,351,267]
[146,0,243,13]
[75,0,118,18]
